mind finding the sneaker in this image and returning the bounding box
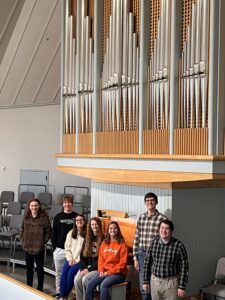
[53,293,60,299]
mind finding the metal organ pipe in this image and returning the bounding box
[101,1,140,133]
[180,0,209,129]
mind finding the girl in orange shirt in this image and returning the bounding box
[85,221,128,300]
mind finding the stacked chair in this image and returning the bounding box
[0,202,22,257]
[18,191,34,209]
[201,257,225,299]
[0,191,15,215]
[39,192,52,211]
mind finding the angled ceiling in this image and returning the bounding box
[0,0,61,109]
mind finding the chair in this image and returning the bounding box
[0,191,14,214]
[39,192,52,210]
[0,214,3,232]
[19,191,34,208]
[4,202,22,227]
[48,204,62,221]
[201,257,225,299]
[0,214,23,257]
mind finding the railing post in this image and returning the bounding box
[169,0,182,154]
[208,0,220,155]
[139,0,150,154]
[93,0,103,154]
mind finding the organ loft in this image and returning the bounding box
[56,1,225,295]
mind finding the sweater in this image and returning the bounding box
[98,241,128,276]
[51,211,77,250]
[21,211,52,255]
[64,230,84,262]
[80,236,98,272]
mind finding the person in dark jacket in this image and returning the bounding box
[51,195,77,298]
[21,198,52,291]
[74,217,104,300]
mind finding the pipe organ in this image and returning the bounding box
[148,0,171,130]
[63,0,94,136]
[180,0,209,129]
[62,0,224,156]
[102,0,140,132]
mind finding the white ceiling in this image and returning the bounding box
[0,0,61,109]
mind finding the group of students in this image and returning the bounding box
[20,192,189,300]
[20,195,129,300]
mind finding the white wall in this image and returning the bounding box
[0,105,90,202]
[91,182,172,219]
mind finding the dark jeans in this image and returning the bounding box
[85,271,126,300]
[138,250,151,300]
[25,251,45,291]
[60,261,80,297]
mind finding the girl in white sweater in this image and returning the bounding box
[59,214,87,300]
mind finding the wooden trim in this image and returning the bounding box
[57,166,225,183]
[0,273,54,300]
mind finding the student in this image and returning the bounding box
[59,214,87,300]
[133,192,166,300]
[51,195,78,298]
[21,198,52,291]
[85,221,128,300]
[74,217,104,300]
[143,219,189,300]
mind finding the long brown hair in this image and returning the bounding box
[71,214,87,239]
[24,198,44,219]
[83,217,104,256]
[104,221,125,245]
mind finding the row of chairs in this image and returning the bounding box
[0,191,53,212]
[0,190,90,214]
[0,201,89,259]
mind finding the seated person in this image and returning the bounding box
[59,214,87,300]
[74,217,104,300]
[85,221,128,300]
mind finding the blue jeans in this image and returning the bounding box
[60,261,80,297]
[138,250,151,300]
[85,271,126,300]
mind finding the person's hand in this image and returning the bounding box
[177,288,186,298]
[99,271,108,277]
[143,284,150,292]
[80,268,89,275]
[69,259,76,266]
[134,259,139,272]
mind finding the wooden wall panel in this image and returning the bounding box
[96,131,139,154]
[63,134,75,153]
[143,129,169,154]
[174,128,208,155]
[79,133,93,154]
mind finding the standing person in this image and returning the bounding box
[20,198,52,291]
[74,217,104,300]
[133,192,166,300]
[85,221,128,300]
[59,214,87,300]
[143,219,189,300]
[52,195,78,299]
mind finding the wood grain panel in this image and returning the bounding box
[96,131,139,154]
[63,134,75,153]
[79,132,93,154]
[57,166,221,184]
[174,128,208,155]
[143,129,169,154]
